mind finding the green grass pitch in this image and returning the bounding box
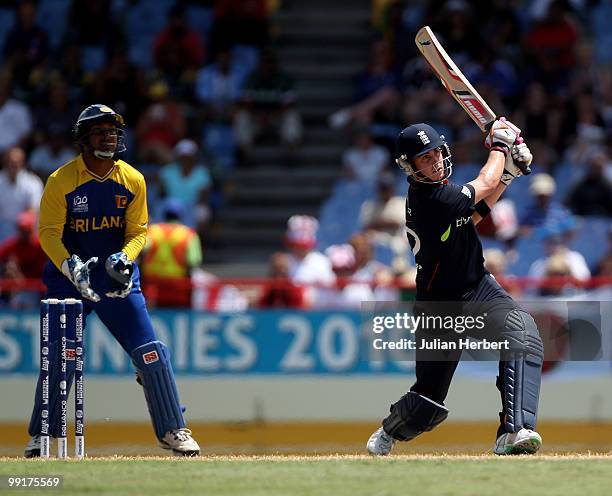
[1,455,611,496]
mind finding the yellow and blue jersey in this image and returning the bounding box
[39,154,148,273]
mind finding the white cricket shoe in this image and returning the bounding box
[24,434,47,458]
[367,427,396,456]
[494,428,542,455]
[159,428,200,456]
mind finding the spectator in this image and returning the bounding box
[329,39,400,129]
[2,0,49,97]
[538,252,580,297]
[464,48,520,105]
[234,50,302,163]
[350,233,392,283]
[350,232,397,300]
[0,72,32,153]
[258,252,305,308]
[524,0,579,93]
[65,0,123,48]
[483,248,521,297]
[154,4,205,85]
[343,126,390,183]
[380,0,422,71]
[33,79,77,143]
[511,83,562,152]
[480,0,522,61]
[158,139,212,233]
[28,124,74,180]
[48,41,90,104]
[141,200,203,308]
[321,244,374,309]
[195,48,245,123]
[0,211,46,308]
[431,1,482,63]
[135,80,187,165]
[359,172,407,266]
[566,151,612,216]
[210,0,270,54]
[562,90,607,165]
[528,231,590,282]
[476,196,519,246]
[284,215,335,307]
[94,46,147,126]
[0,146,43,242]
[520,173,574,235]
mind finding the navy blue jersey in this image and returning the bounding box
[406,181,485,299]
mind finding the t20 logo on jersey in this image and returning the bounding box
[73,196,88,213]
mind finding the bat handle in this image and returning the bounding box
[515,136,524,145]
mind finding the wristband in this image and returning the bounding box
[475,200,491,218]
[490,145,509,156]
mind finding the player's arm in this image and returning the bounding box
[468,118,521,204]
[38,174,70,269]
[471,142,534,225]
[122,174,148,260]
[39,174,100,301]
[466,118,523,224]
[104,173,148,298]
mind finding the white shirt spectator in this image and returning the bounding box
[0,169,43,241]
[528,249,591,281]
[288,251,335,285]
[343,145,389,183]
[360,195,405,234]
[288,251,335,308]
[0,99,32,152]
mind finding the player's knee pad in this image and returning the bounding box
[131,341,186,440]
[28,340,75,437]
[500,310,544,431]
[501,309,544,362]
[382,392,449,441]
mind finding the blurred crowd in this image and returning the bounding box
[0,0,611,309]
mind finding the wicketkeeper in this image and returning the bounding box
[25,104,200,457]
[367,119,544,456]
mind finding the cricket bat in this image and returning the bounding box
[415,26,497,132]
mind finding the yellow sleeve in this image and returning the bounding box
[122,174,148,260]
[38,174,70,270]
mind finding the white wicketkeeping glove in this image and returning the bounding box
[61,254,100,302]
[485,117,521,154]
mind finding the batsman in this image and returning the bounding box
[367,119,544,456]
[25,104,200,457]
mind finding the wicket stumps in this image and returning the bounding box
[39,298,84,459]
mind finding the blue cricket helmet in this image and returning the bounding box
[73,104,127,155]
[395,123,453,183]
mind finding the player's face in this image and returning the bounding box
[88,121,118,156]
[413,148,444,181]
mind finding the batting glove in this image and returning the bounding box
[485,117,521,155]
[104,251,134,298]
[511,141,533,172]
[61,254,101,302]
[501,141,533,185]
